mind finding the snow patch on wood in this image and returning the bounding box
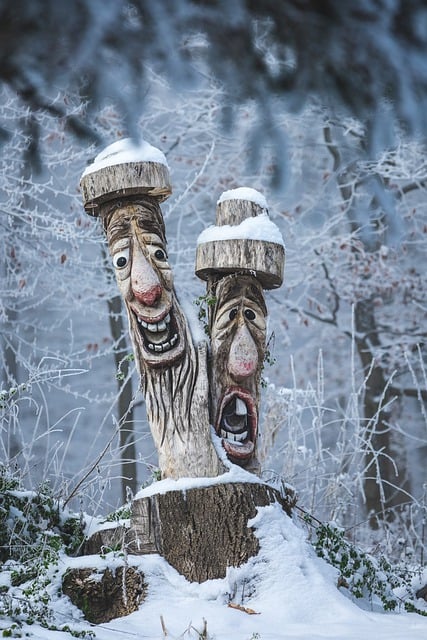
[82,137,168,177]
[197,212,285,246]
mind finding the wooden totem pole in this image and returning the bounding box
[77,140,291,596]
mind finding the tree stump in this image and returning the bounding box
[62,565,147,623]
[128,482,293,582]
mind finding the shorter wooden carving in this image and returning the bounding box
[196,188,285,470]
[209,275,267,471]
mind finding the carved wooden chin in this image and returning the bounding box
[210,275,267,467]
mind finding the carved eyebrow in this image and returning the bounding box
[111,237,130,253]
[107,218,131,246]
[215,282,266,317]
[245,291,267,315]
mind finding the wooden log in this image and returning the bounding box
[129,482,294,582]
[216,197,263,226]
[80,161,172,215]
[195,194,285,289]
[62,565,147,623]
[196,238,284,289]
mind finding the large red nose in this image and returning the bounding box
[228,323,258,379]
[133,284,162,307]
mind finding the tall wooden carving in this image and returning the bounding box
[75,141,290,603]
[81,140,224,479]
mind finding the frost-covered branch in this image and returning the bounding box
[4,1,427,168]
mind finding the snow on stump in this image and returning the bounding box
[62,565,147,623]
[195,188,285,289]
[128,482,294,583]
[80,483,295,585]
[80,138,172,216]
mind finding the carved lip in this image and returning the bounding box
[129,304,171,325]
[215,386,257,463]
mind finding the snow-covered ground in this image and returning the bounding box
[2,495,426,640]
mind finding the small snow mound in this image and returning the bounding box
[197,212,285,247]
[217,187,268,210]
[82,137,168,177]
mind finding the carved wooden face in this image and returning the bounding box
[106,203,186,367]
[210,276,267,466]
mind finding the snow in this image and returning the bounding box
[217,187,269,210]
[197,213,285,247]
[135,464,264,499]
[5,501,427,640]
[197,186,285,246]
[81,137,169,178]
[84,514,130,539]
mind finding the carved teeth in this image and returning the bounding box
[147,333,178,353]
[235,397,247,416]
[220,429,248,443]
[138,315,170,333]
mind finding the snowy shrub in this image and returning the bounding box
[0,465,91,637]
[303,514,427,616]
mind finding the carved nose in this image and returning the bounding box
[131,243,163,307]
[133,284,162,307]
[228,323,258,379]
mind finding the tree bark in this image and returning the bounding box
[324,125,411,525]
[81,161,171,213]
[83,482,294,583]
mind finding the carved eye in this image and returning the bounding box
[229,308,238,321]
[244,308,256,321]
[113,249,129,269]
[154,248,167,261]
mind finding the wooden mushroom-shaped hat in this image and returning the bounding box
[195,188,285,289]
[80,138,172,216]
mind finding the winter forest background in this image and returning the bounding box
[1,0,427,573]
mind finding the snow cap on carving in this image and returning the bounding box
[80,138,172,215]
[195,187,285,289]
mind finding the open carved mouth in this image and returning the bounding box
[216,387,257,464]
[133,309,180,354]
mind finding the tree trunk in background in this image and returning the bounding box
[323,126,411,526]
[354,299,410,525]
[107,292,137,502]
